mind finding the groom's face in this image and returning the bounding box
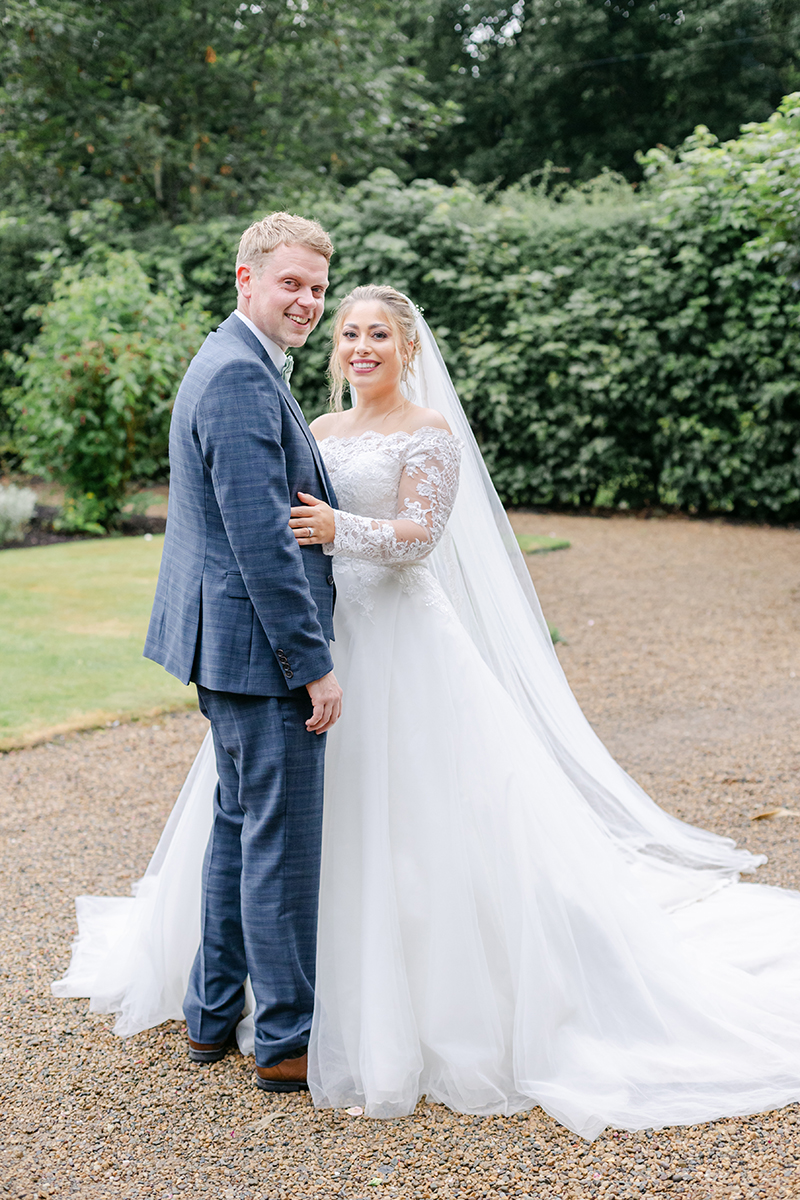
[237,243,329,351]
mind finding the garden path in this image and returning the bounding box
[1,512,798,1199]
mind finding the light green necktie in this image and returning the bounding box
[280,354,294,386]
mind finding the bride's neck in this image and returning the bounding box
[350,387,410,428]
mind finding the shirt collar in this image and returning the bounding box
[233,309,287,374]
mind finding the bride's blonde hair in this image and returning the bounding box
[327,285,421,411]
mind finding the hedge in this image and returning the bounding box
[4,96,800,522]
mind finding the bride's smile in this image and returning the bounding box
[349,358,380,374]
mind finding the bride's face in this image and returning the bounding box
[338,302,407,396]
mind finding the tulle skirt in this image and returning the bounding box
[54,560,800,1139]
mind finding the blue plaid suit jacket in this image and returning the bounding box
[144,313,337,696]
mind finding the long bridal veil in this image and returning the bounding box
[407,314,760,911]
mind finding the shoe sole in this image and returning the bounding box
[187,1029,238,1064]
[188,1045,231,1064]
[254,1076,309,1092]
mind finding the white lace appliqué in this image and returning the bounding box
[321,427,461,566]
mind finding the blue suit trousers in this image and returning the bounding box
[184,686,326,1067]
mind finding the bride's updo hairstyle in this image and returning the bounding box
[328,285,421,410]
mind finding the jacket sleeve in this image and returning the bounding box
[196,358,333,689]
[324,429,461,565]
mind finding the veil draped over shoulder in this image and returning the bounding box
[407,313,759,910]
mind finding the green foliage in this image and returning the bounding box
[132,132,796,520]
[0,212,72,465]
[414,0,800,184]
[2,0,798,228]
[7,251,207,528]
[280,129,798,520]
[4,98,800,525]
[639,92,800,275]
[0,0,456,224]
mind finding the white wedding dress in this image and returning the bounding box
[54,320,800,1141]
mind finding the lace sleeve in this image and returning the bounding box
[325,428,461,564]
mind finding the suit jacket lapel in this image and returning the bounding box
[219,314,333,504]
[281,386,332,501]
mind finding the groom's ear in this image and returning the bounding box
[236,264,253,298]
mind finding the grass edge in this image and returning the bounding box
[0,697,198,754]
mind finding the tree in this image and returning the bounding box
[0,0,456,224]
[410,0,800,183]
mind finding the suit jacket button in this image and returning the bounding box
[285,670,293,679]
[326,574,334,585]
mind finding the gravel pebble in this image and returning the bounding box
[1,512,799,1199]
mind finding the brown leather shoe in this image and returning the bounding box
[254,1052,308,1092]
[187,1028,238,1064]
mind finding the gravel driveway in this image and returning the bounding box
[1,513,799,1200]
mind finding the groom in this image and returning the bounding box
[144,212,342,1091]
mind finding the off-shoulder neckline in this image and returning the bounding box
[316,426,458,448]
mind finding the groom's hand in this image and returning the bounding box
[306,670,343,733]
[290,493,336,545]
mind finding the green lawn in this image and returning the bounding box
[516,533,571,555]
[0,532,568,750]
[0,536,195,750]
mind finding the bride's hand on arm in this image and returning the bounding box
[290,492,336,545]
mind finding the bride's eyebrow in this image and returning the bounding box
[342,322,391,331]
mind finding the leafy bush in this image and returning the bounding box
[4,97,800,523]
[141,145,800,519]
[639,93,800,280]
[280,156,799,520]
[7,250,207,529]
[0,482,37,544]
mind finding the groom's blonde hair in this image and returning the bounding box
[236,212,334,273]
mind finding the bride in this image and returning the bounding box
[54,285,800,1141]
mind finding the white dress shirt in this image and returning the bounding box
[233,309,287,375]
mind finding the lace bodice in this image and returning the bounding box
[319,427,461,564]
